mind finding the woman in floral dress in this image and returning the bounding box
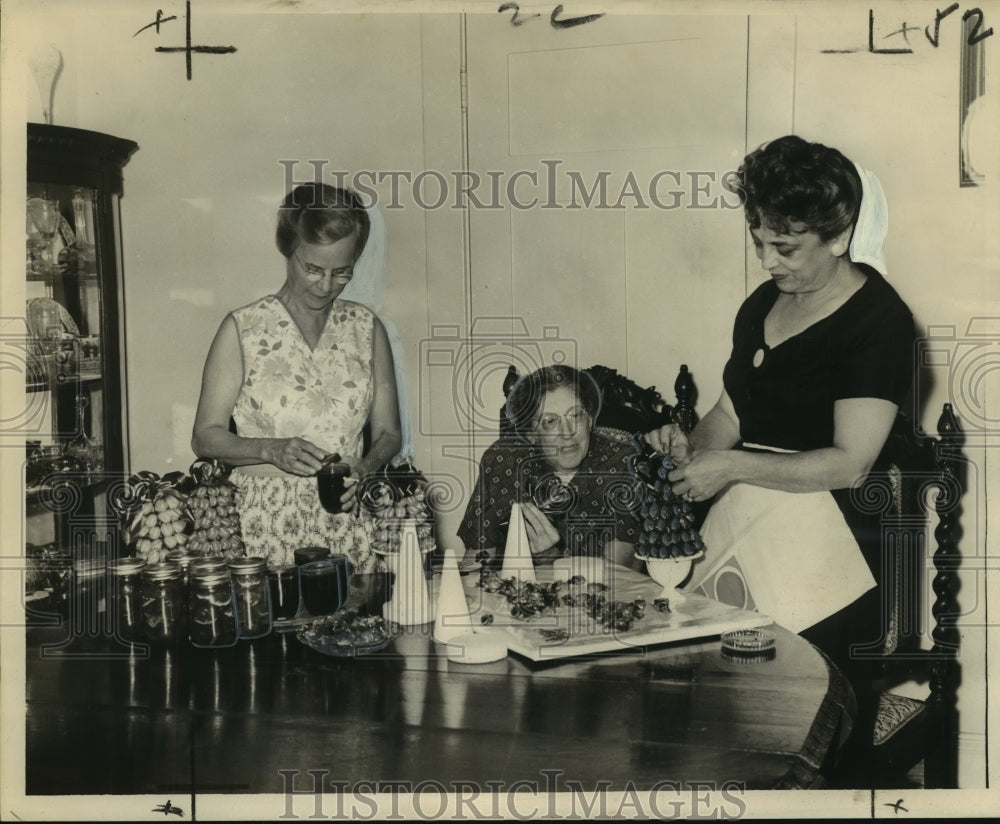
[192,184,401,570]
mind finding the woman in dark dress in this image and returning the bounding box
[648,135,915,740]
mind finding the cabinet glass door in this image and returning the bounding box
[24,124,137,569]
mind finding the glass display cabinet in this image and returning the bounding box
[24,124,138,609]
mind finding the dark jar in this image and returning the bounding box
[317,461,351,513]
[140,561,184,644]
[71,555,107,637]
[267,563,300,621]
[299,556,352,617]
[188,568,239,648]
[108,557,146,643]
[228,557,272,638]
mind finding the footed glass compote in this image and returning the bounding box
[638,552,704,606]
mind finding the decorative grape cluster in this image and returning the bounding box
[118,461,246,564]
[367,486,436,555]
[627,450,705,560]
[185,460,245,559]
[120,472,191,564]
[360,461,436,555]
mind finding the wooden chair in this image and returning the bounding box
[499,363,699,437]
[836,403,965,788]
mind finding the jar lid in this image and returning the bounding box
[108,557,147,575]
[188,556,228,574]
[192,568,232,586]
[317,453,350,475]
[294,546,330,565]
[317,461,350,476]
[74,556,106,575]
[143,561,181,580]
[166,549,201,568]
[228,556,267,574]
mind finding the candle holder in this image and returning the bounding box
[639,552,703,606]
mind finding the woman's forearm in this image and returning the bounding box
[671,398,899,499]
[354,429,402,478]
[191,425,276,467]
[724,447,870,492]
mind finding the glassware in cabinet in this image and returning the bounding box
[25,124,138,596]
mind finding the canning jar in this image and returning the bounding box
[108,557,146,643]
[188,567,239,648]
[141,561,184,643]
[228,557,272,638]
[71,555,107,637]
[166,548,202,589]
[267,563,300,621]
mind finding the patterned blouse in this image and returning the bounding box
[231,295,374,454]
[227,295,378,569]
[457,428,641,560]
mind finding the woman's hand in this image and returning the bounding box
[264,437,328,476]
[519,501,562,558]
[335,454,364,513]
[645,423,693,464]
[667,449,735,502]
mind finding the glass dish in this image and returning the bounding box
[296,612,396,657]
[300,634,393,658]
[720,627,776,653]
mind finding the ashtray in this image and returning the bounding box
[720,627,775,654]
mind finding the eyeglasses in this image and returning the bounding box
[293,251,354,283]
[534,407,590,434]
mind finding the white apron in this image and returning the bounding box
[685,478,876,633]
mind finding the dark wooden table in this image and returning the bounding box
[23,574,850,807]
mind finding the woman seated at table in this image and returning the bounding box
[648,135,915,714]
[458,365,640,569]
[191,183,401,571]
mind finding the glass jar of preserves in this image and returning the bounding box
[71,555,107,637]
[188,567,239,648]
[141,561,184,644]
[267,563,300,621]
[166,549,202,589]
[228,557,272,639]
[108,557,146,643]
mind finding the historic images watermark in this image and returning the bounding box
[915,318,1000,447]
[276,770,748,820]
[278,159,746,212]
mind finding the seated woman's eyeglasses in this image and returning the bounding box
[294,252,353,283]
[534,407,589,434]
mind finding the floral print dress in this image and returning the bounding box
[229,295,378,571]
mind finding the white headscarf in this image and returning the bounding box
[849,162,889,276]
[341,200,413,459]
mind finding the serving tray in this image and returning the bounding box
[463,564,772,662]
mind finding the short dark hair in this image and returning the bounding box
[275,183,371,259]
[506,365,601,438]
[739,135,863,243]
